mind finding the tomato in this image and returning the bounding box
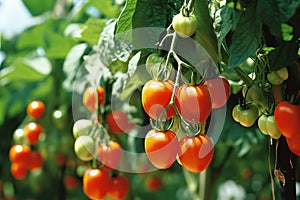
[64,175,79,190]
[82,86,105,112]
[56,154,67,168]
[83,168,112,200]
[9,144,31,165]
[24,122,43,145]
[10,162,27,180]
[175,84,211,123]
[258,115,281,139]
[26,100,45,119]
[232,104,258,127]
[274,101,300,138]
[146,53,164,75]
[98,141,122,170]
[286,136,300,156]
[28,151,43,171]
[204,76,230,109]
[178,133,214,173]
[172,13,197,38]
[74,136,95,161]
[73,119,92,138]
[145,176,162,192]
[13,128,24,144]
[107,175,129,200]
[276,67,289,80]
[144,129,179,169]
[142,80,176,120]
[107,110,135,134]
[52,106,68,130]
[267,71,284,85]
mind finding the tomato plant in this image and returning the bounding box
[72,119,92,138]
[178,133,214,173]
[205,76,231,109]
[26,100,45,119]
[144,129,179,169]
[175,84,212,123]
[258,115,281,139]
[142,80,176,120]
[28,151,43,171]
[172,12,197,38]
[74,136,95,161]
[10,163,27,180]
[83,168,112,200]
[107,175,129,200]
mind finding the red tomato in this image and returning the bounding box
[26,100,45,119]
[274,101,300,138]
[107,110,135,134]
[142,80,176,120]
[9,144,31,165]
[144,129,179,169]
[107,175,129,200]
[64,175,79,190]
[98,141,122,170]
[205,76,230,109]
[28,151,43,171]
[175,84,212,123]
[10,162,27,180]
[145,176,162,192]
[286,136,300,156]
[83,86,105,112]
[178,133,214,173]
[83,168,112,200]
[56,154,67,167]
[24,122,43,144]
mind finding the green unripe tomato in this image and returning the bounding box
[73,119,92,139]
[266,115,281,139]
[13,128,25,144]
[267,71,284,85]
[276,67,289,81]
[74,136,95,161]
[172,13,197,38]
[258,114,268,135]
[232,104,259,127]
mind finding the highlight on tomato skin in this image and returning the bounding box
[23,122,43,145]
[144,129,179,170]
[26,100,45,119]
[9,144,31,165]
[178,133,214,173]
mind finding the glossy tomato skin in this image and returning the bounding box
[83,86,105,112]
[144,129,179,169]
[10,162,27,180]
[9,144,31,165]
[274,101,300,138]
[172,13,197,38]
[286,136,300,156]
[175,84,212,123]
[142,80,176,120]
[107,110,135,134]
[98,141,122,170]
[24,122,43,144]
[232,104,258,127]
[205,77,230,109]
[178,133,214,173]
[26,100,45,119]
[83,168,112,200]
[107,175,129,200]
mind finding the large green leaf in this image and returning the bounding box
[0,57,51,83]
[228,3,262,67]
[45,33,76,58]
[81,18,107,45]
[22,0,56,16]
[89,0,121,18]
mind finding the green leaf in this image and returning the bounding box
[281,23,294,41]
[0,88,10,126]
[81,18,107,45]
[63,43,89,92]
[45,33,76,59]
[22,0,56,16]
[228,3,262,67]
[0,57,51,83]
[89,0,121,18]
[214,6,240,57]
[116,0,137,35]
[275,0,300,22]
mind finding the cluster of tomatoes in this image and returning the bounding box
[73,85,134,200]
[231,64,300,156]
[9,101,45,180]
[141,52,231,173]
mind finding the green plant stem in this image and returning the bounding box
[199,170,207,200]
[233,66,252,87]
